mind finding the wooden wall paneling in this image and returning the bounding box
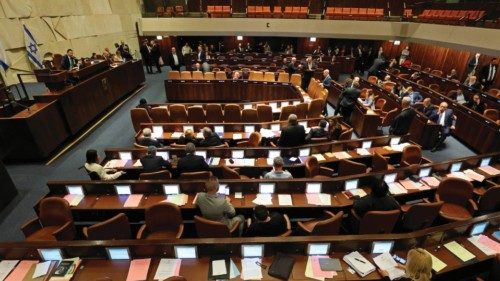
[187,0,202,13]
[309,0,324,14]
[232,0,247,13]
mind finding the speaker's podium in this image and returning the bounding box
[34,69,68,92]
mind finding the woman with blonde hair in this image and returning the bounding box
[379,248,433,281]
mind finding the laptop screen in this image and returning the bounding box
[115,185,131,195]
[163,184,180,195]
[306,183,322,194]
[241,244,264,258]
[372,241,394,254]
[259,183,275,194]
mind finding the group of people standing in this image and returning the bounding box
[139,39,163,74]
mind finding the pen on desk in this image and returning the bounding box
[355,258,366,264]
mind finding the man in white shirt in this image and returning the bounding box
[429,102,456,152]
[167,47,182,71]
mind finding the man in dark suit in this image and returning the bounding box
[140,146,171,173]
[177,143,210,174]
[465,94,486,114]
[305,119,328,142]
[166,47,183,71]
[301,56,316,89]
[337,80,361,124]
[197,45,206,63]
[287,57,298,74]
[278,114,306,147]
[61,49,78,70]
[137,128,162,147]
[139,39,152,74]
[418,98,435,118]
[150,40,162,73]
[480,58,498,90]
[389,97,416,136]
[466,53,481,76]
[429,102,456,152]
[353,177,400,217]
[198,127,223,147]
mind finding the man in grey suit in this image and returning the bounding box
[429,102,456,152]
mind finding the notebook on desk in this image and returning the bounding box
[343,251,375,277]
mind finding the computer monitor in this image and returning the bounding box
[390,137,401,146]
[270,124,281,131]
[243,104,252,109]
[157,151,169,160]
[174,246,197,259]
[241,244,264,258]
[119,152,132,161]
[106,247,130,260]
[114,185,131,195]
[259,183,275,194]
[299,121,308,128]
[480,157,492,167]
[245,125,255,133]
[152,125,163,134]
[450,162,462,172]
[218,184,229,195]
[66,185,84,196]
[214,125,224,134]
[183,125,194,132]
[306,183,322,194]
[38,249,63,261]
[307,243,330,256]
[299,148,311,157]
[268,150,281,158]
[362,141,373,149]
[195,151,207,159]
[419,167,432,178]
[345,179,359,191]
[163,184,180,195]
[372,241,395,254]
[384,173,397,184]
[293,100,300,105]
[269,102,278,109]
[232,150,245,159]
[470,221,489,237]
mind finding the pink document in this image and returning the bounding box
[174,259,181,276]
[123,195,143,207]
[5,260,38,281]
[306,194,320,205]
[478,235,500,254]
[421,177,440,187]
[311,256,337,278]
[478,166,500,175]
[126,258,151,281]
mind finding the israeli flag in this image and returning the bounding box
[23,24,43,69]
[0,40,9,71]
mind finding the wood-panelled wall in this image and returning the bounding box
[381,40,500,89]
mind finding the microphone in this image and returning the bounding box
[10,101,30,112]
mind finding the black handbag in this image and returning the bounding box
[268,252,295,280]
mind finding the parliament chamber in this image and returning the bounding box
[0,0,499,280]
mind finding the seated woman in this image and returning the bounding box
[378,248,432,281]
[327,118,342,141]
[84,149,125,180]
[360,91,375,109]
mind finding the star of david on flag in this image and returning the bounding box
[23,24,43,69]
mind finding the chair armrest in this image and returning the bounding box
[21,218,42,238]
[233,167,241,173]
[422,198,431,203]
[269,141,277,147]
[401,160,411,167]
[435,194,442,202]
[468,199,478,213]
[284,214,291,230]
[246,218,252,228]
[319,167,334,176]
[136,224,147,239]
[420,157,432,164]
[297,221,312,234]
[400,204,411,213]
[229,220,240,236]
[176,224,184,239]
[52,221,76,241]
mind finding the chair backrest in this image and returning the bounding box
[290,73,302,86]
[224,104,242,122]
[401,201,443,231]
[312,211,343,235]
[83,213,131,240]
[146,202,182,233]
[187,106,206,123]
[295,102,308,119]
[130,108,152,133]
[179,171,213,180]
[400,145,421,165]
[264,72,275,82]
[304,156,319,177]
[242,108,259,122]
[484,109,499,121]
[277,72,290,82]
[279,105,296,121]
[39,197,73,227]
[204,72,215,80]
[428,83,440,91]
[221,164,241,179]
[430,70,443,77]
[168,71,180,79]
[436,178,473,206]
[139,170,172,180]
[308,99,324,118]
[375,98,387,111]
[169,104,188,123]
[164,277,187,281]
[150,107,170,123]
[192,71,204,80]
[206,104,224,123]
[371,153,389,172]
[338,128,353,141]
[381,107,400,126]
[338,159,367,176]
[215,71,227,80]
[359,210,401,234]
[180,71,192,80]
[194,215,231,238]
[257,104,273,122]
[478,186,500,213]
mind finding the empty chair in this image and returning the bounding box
[338,159,367,177]
[304,156,334,178]
[257,104,273,122]
[249,71,264,81]
[203,72,215,80]
[179,171,212,180]
[187,106,206,123]
[21,197,75,241]
[401,202,443,231]
[241,108,259,122]
[298,211,343,235]
[180,71,192,79]
[168,70,180,79]
[370,153,394,172]
[137,202,184,239]
[352,209,401,234]
[374,98,387,112]
[150,107,170,123]
[194,215,240,238]
[131,108,152,133]
[192,71,203,80]
[428,83,440,91]
[237,131,261,147]
[484,109,499,121]
[139,170,172,180]
[205,104,224,123]
[169,104,188,123]
[477,186,500,214]
[400,145,422,166]
[308,99,324,118]
[430,70,443,77]
[279,105,296,121]
[290,73,302,86]
[295,102,308,119]
[435,178,476,221]
[338,128,353,141]
[83,213,131,240]
[277,72,290,82]
[221,165,249,179]
[215,71,227,80]
[224,104,242,122]
[264,72,275,82]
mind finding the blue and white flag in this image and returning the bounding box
[23,24,43,69]
[0,40,9,71]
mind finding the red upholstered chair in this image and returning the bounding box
[484,109,499,121]
[351,209,400,234]
[242,108,259,123]
[435,178,477,221]
[374,98,387,113]
[21,197,76,241]
[298,211,343,235]
[237,132,262,147]
[279,105,296,121]
[369,152,395,172]
[224,104,242,122]
[139,170,172,180]
[83,213,131,240]
[401,202,443,231]
[400,145,422,166]
[131,108,152,133]
[380,108,400,127]
[179,171,212,180]
[164,277,187,281]
[477,186,500,214]
[187,106,206,123]
[221,164,249,179]
[257,104,273,122]
[304,156,334,178]
[205,104,224,123]
[137,202,184,239]
[194,215,239,238]
[338,159,367,177]
[168,104,188,123]
[150,107,170,123]
[430,70,443,77]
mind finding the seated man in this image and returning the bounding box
[137,128,162,148]
[195,177,244,235]
[429,102,456,152]
[264,157,293,179]
[140,146,171,173]
[244,205,287,237]
[419,98,435,118]
[305,119,328,142]
[177,142,209,174]
[136,98,152,114]
[198,127,223,147]
[176,128,197,145]
[352,177,400,217]
[277,114,306,147]
[465,94,486,114]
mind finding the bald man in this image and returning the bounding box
[429,102,456,152]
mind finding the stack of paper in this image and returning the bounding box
[332,151,351,159]
[266,158,274,165]
[424,250,446,272]
[278,194,293,206]
[63,195,84,206]
[421,176,440,187]
[32,261,53,279]
[388,182,408,195]
[196,132,204,139]
[477,235,500,253]
[126,259,151,281]
[104,159,127,169]
[356,149,371,156]
[463,169,485,182]
[373,253,405,280]
[233,133,242,140]
[305,256,337,281]
[391,143,411,152]
[244,159,255,167]
[123,194,143,207]
[306,194,331,206]
[343,251,376,277]
[468,236,496,255]
[447,172,472,181]
[4,260,36,281]
[212,260,227,276]
[399,179,427,190]
[211,157,220,165]
[171,132,183,138]
[227,159,245,166]
[312,154,326,161]
[444,241,475,262]
[133,160,142,167]
[166,194,188,206]
[241,258,262,280]
[252,194,273,205]
[0,260,19,281]
[478,165,500,175]
[260,128,276,138]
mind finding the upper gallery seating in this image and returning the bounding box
[417,9,486,25]
[207,5,232,17]
[324,7,384,21]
